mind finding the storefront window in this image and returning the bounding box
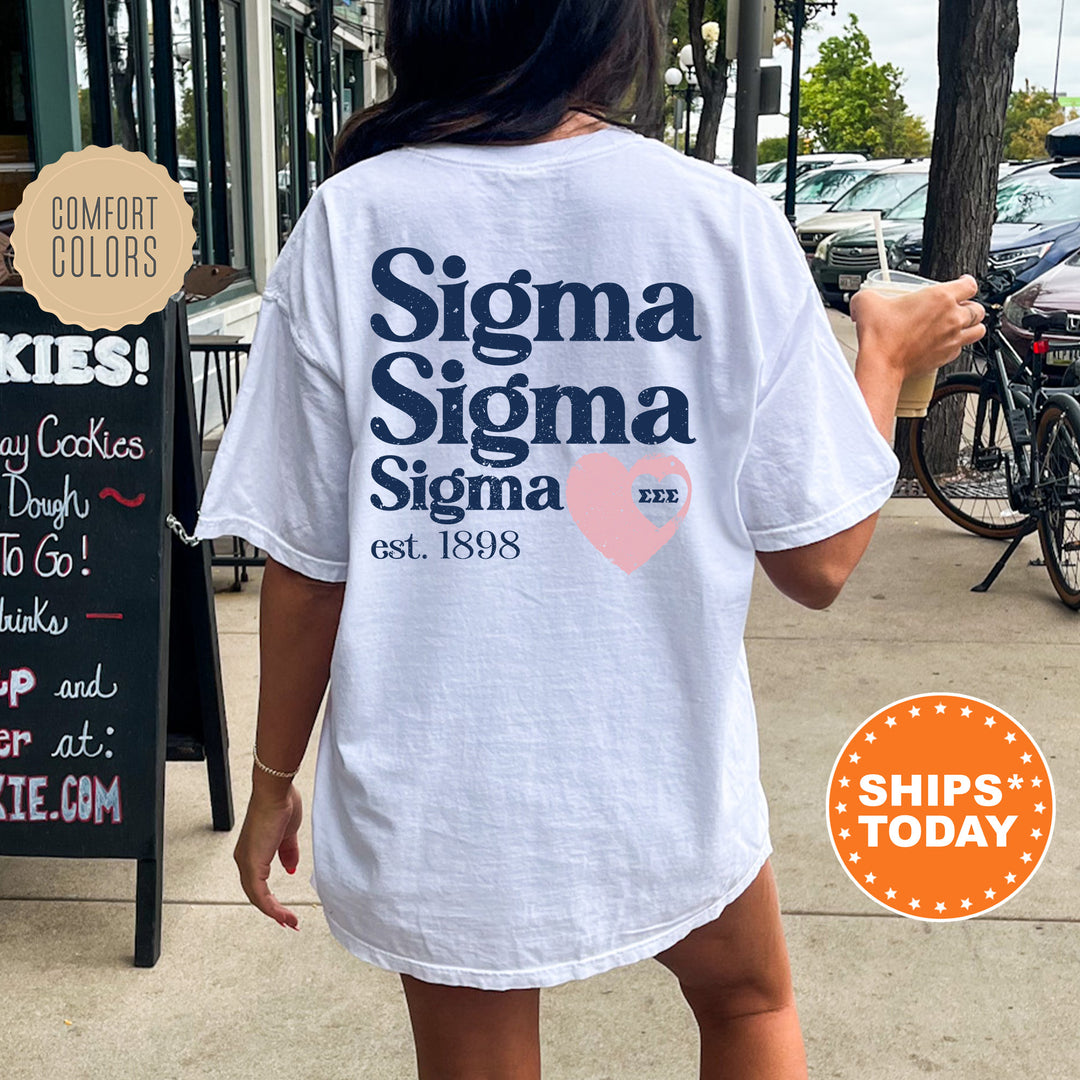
[171,0,202,260]
[71,0,152,151]
[273,22,294,250]
[220,0,248,269]
[271,6,373,250]
[0,1,34,227]
[65,0,247,271]
[304,36,319,200]
[73,2,93,147]
[106,0,141,150]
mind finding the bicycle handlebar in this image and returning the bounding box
[976,268,1018,307]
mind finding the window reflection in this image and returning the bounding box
[273,22,294,249]
[72,1,92,146]
[832,172,929,214]
[221,1,247,268]
[0,1,34,225]
[304,36,318,199]
[996,175,1080,225]
[106,0,141,150]
[795,169,872,204]
[172,0,201,262]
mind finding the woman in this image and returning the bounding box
[195,3,985,1077]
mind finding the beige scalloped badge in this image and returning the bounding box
[11,144,196,331]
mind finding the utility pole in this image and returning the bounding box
[732,0,764,180]
[1052,0,1066,100]
[774,0,837,226]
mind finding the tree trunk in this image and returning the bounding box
[693,61,729,162]
[109,0,139,151]
[636,0,678,140]
[922,0,1019,282]
[687,0,728,162]
[900,0,1019,477]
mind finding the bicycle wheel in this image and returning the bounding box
[1035,397,1080,609]
[909,376,1027,539]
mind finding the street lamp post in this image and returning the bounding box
[773,0,837,226]
[1052,0,1066,101]
[663,66,684,149]
[665,44,699,156]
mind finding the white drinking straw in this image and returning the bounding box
[871,211,892,283]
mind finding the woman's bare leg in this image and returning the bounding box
[653,860,808,1080]
[399,974,541,1080]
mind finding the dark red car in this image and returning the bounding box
[1001,247,1080,385]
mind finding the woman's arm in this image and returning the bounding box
[233,555,345,929]
[756,276,986,610]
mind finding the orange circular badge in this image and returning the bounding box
[827,694,1054,920]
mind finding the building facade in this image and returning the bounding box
[3,0,391,337]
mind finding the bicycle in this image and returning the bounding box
[908,270,1080,609]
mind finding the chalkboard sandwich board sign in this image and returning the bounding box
[0,289,232,966]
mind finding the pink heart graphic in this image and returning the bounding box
[566,453,692,574]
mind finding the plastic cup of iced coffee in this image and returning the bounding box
[859,268,940,418]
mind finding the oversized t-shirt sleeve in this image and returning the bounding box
[736,277,900,552]
[194,292,352,581]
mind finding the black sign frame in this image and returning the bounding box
[0,291,232,967]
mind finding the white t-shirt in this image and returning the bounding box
[195,125,899,990]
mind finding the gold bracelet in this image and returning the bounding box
[253,743,300,779]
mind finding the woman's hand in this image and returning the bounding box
[233,779,303,929]
[849,274,987,382]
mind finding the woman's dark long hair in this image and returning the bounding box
[333,0,661,172]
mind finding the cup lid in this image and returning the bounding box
[863,269,936,289]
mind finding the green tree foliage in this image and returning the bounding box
[799,14,931,157]
[757,135,788,163]
[1003,81,1078,160]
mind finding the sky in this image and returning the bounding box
[717,0,1080,156]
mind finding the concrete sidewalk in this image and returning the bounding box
[3,498,1077,1079]
[3,299,1079,1078]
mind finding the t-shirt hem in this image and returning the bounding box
[747,473,898,553]
[194,514,348,582]
[317,838,773,990]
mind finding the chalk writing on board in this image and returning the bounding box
[50,718,116,760]
[5,472,91,530]
[0,774,122,823]
[54,662,118,699]
[0,596,69,635]
[0,333,152,388]
[0,320,162,842]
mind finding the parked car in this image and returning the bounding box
[1001,160,1039,179]
[810,159,1080,307]
[756,153,868,197]
[894,159,1080,285]
[1001,248,1080,383]
[810,183,929,305]
[1046,117,1080,157]
[772,159,906,223]
[796,160,931,258]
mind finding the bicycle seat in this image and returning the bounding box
[1021,311,1073,334]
